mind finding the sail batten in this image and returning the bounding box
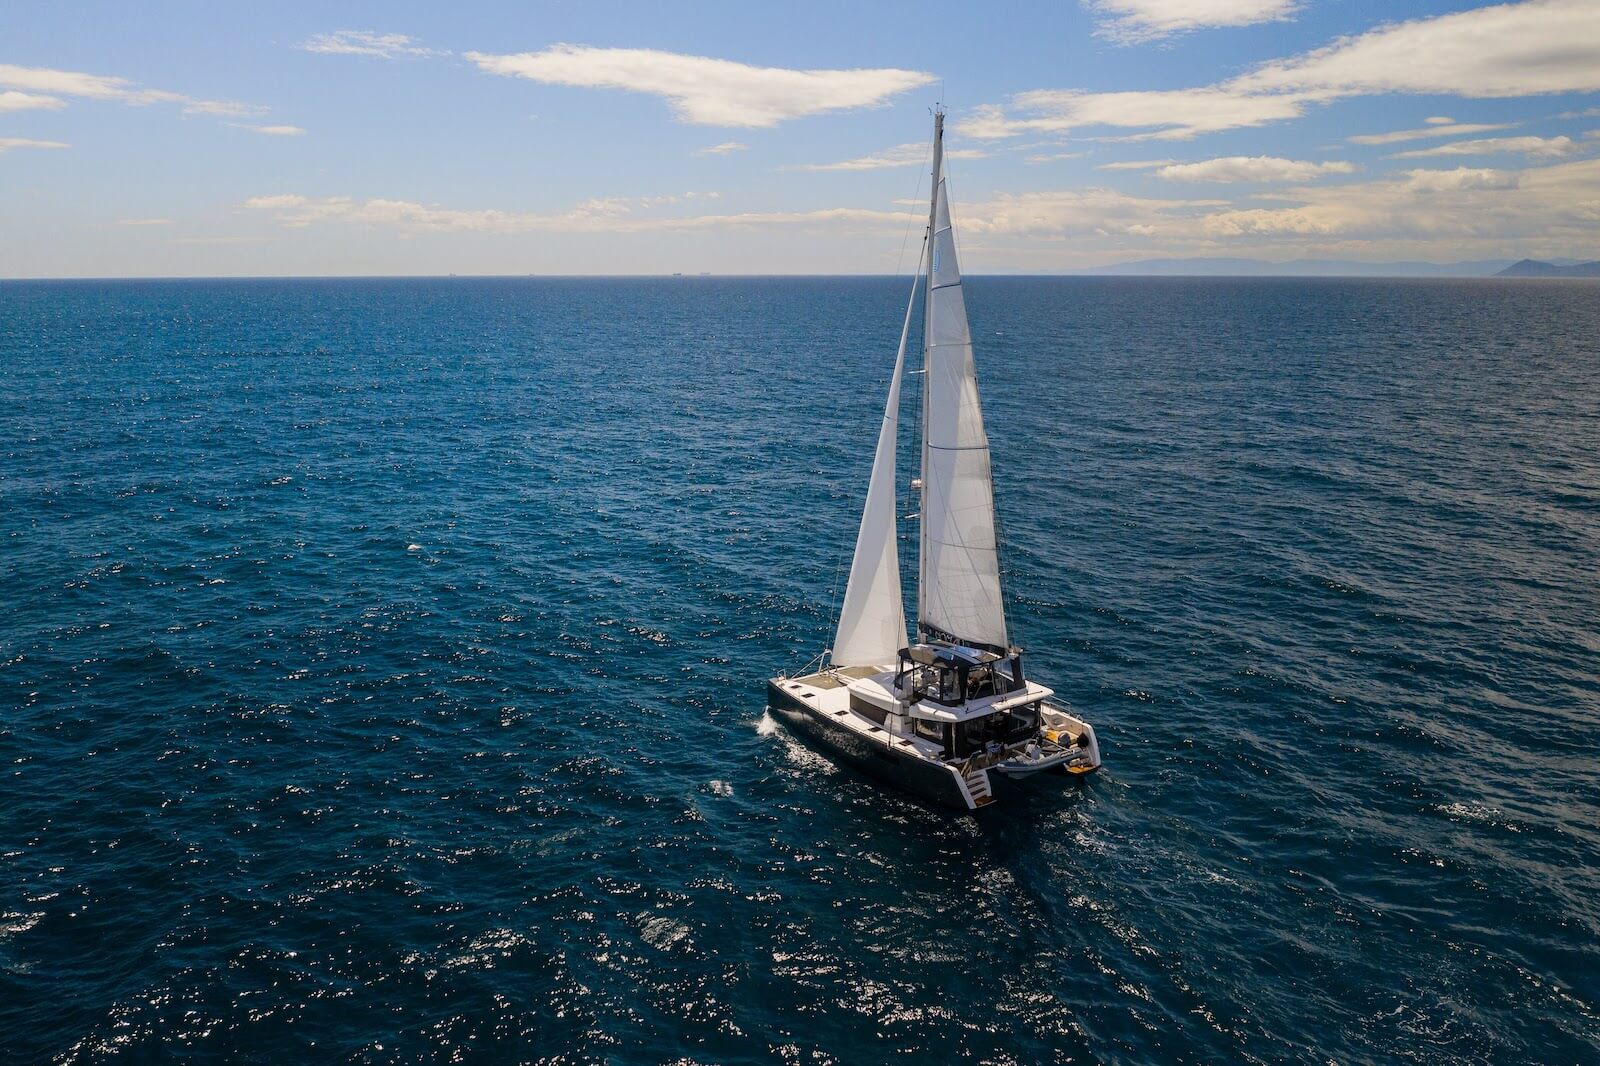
[830,243,923,667]
[916,112,1010,652]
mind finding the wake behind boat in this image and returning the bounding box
[768,110,1101,811]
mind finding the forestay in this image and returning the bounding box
[830,249,922,667]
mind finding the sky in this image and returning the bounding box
[4,0,1600,276]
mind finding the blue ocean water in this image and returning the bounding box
[1,276,1597,1063]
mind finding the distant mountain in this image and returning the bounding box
[1070,257,1519,277]
[1495,258,1600,278]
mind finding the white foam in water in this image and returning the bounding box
[754,711,778,737]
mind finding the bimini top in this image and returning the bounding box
[900,643,1006,669]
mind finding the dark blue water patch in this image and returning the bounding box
[1,276,1597,1062]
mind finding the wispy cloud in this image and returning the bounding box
[1389,135,1578,159]
[1348,120,1518,145]
[793,142,985,172]
[0,136,70,153]
[1193,165,1535,238]
[0,63,259,117]
[695,141,747,155]
[235,148,1600,266]
[115,218,173,226]
[1087,0,1298,44]
[233,124,306,136]
[961,0,1600,142]
[1233,0,1600,98]
[1097,158,1177,171]
[182,100,262,118]
[0,89,66,114]
[1155,156,1356,182]
[958,89,1318,142]
[168,236,276,245]
[942,158,1597,258]
[244,192,914,234]
[1024,152,1088,164]
[298,31,437,59]
[464,45,933,127]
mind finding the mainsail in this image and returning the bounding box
[830,251,922,667]
[918,112,1009,651]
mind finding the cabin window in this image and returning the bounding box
[849,694,888,725]
[1007,656,1025,692]
[905,663,962,705]
[967,666,998,700]
[914,717,947,747]
[1009,702,1040,736]
[955,707,1039,754]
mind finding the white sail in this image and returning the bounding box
[919,113,1009,651]
[831,254,922,667]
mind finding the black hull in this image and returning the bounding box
[766,682,969,810]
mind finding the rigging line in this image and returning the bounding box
[892,141,933,278]
[821,128,931,664]
[824,233,929,663]
[824,139,931,662]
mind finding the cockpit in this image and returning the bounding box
[895,643,1025,706]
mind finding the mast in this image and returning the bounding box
[917,107,1010,653]
[917,109,943,641]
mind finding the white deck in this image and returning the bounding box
[769,665,947,761]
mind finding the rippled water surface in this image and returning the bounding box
[2,277,1597,1063]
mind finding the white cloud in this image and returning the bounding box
[962,0,1600,142]
[1235,0,1600,98]
[1349,121,1518,145]
[1400,167,1521,192]
[1024,152,1088,164]
[236,124,306,136]
[183,100,262,117]
[0,89,66,113]
[233,150,1600,266]
[794,142,986,171]
[298,31,435,59]
[1200,208,1342,237]
[955,187,1227,238]
[1087,0,1297,44]
[1097,158,1176,170]
[0,63,178,103]
[958,88,1320,141]
[961,158,1599,255]
[0,136,69,153]
[464,45,933,127]
[0,63,257,117]
[1195,164,1553,240]
[695,141,747,155]
[169,236,276,245]
[244,192,917,233]
[1155,156,1356,182]
[1388,135,1577,159]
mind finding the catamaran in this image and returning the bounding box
[767,110,1102,811]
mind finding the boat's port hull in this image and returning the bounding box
[766,681,970,810]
